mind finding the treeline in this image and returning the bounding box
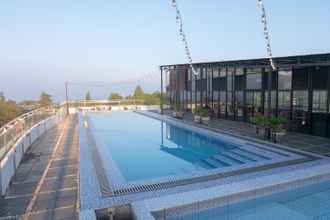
[0,92,53,127]
[85,86,161,105]
[0,92,23,127]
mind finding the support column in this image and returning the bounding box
[160,67,164,115]
[289,66,294,131]
[217,67,221,118]
[308,67,313,134]
[267,68,272,119]
[200,66,203,107]
[211,65,214,110]
[225,67,228,118]
[327,66,330,113]
[327,66,330,138]
[243,68,247,122]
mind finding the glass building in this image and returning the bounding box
[160,53,330,138]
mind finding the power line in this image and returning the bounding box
[171,0,198,75]
[257,0,276,70]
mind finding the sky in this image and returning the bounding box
[0,0,329,102]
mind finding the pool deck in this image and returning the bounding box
[161,110,330,157]
[0,115,79,220]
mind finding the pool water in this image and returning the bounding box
[87,112,281,182]
[167,180,330,220]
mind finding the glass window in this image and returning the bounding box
[278,91,291,110]
[293,91,308,111]
[203,67,207,79]
[246,92,253,106]
[213,67,219,78]
[278,70,292,90]
[246,68,262,90]
[213,91,219,101]
[264,91,277,116]
[220,92,226,103]
[236,68,244,76]
[220,68,226,78]
[188,68,192,81]
[313,91,327,113]
[312,67,328,90]
[196,91,200,102]
[236,91,244,106]
[292,68,308,90]
[207,67,212,77]
[196,67,201,80]
[227,68,234,91]
[264,91,277,109]
[235,68,245,90]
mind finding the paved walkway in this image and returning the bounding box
[163,110,330,157]
[0,115,79,220]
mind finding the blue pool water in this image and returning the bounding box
[87,112,278,182]
[167,181,330,220]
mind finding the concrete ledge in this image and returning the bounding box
[0,113,64,196]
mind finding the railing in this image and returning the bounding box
[61,99,146,107]
[0,108,56,160]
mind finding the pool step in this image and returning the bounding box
[197,160,215,169]
[232,148,269,161]
[201,158,229,168]
[212,154,244,166]
[244,143,289,158]
[221,151,257,163]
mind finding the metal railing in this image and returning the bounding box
[0,108,56,160]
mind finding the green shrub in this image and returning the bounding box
[250,114,286,132]
[268,116,286,132]
[250,113,267,127]
[193,106,209,117]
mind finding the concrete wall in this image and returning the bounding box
[0,112,64,196]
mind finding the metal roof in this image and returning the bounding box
[160,53,330,69]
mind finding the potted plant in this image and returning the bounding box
[250,113,267,137]
[193,107,201,123]
[269,117,286,143]
[172,103,184,119]
[200,107,210,125]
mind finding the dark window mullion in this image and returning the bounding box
[327,66,330,113]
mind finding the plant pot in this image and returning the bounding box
[254,125,265,137]
[172,111,177,118]
[271,130,286,143]
[194,115,201,123]
[201,116,210,125]
[176,111,184,119]
[173,111,184,119]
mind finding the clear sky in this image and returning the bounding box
[1,0,329,102]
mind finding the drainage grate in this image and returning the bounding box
[112,156,317,197]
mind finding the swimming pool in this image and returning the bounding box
[165,180,330,220]
[84,111,303,187]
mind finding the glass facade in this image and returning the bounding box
[313,91,327,113]
[163,58,330,138]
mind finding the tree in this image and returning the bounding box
[143,91,161,105]
[133,86,144,99]
[85,91,92,101]
[0,92,5,101]
[39,92,52,107]
[0,99,23,127]
[108,92,123,100]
